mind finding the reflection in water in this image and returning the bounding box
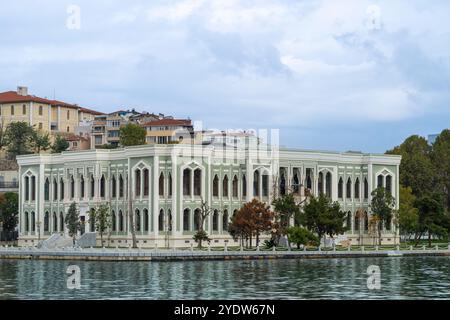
[0,257,449,300]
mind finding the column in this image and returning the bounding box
[153,156,160,237]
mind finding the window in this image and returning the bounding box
[112,211,116,232]
[60,212,64,231]
[112,175,116,198]
[318,172,324,195]
[386,175,392,195]
[183,169,191,196]
[223,210,229,232]
[100,175,105,198]
[242,174,247,197]
[38,123,43,130]
[292,172,299,194]
[306,169,313,189]
[253,171,260,196]
[119,210,124,232]
[53,178,58,200]
[213,175,219,197]
[338,178,343,198]
[135,209,141,232]
[223,175,229,197]
[95,136,102,145]
[159,209,164,231]
[194,169,201,196]
[213,210,219,231]
[60,177,64,201]
[25,176,29,201]
[280,171,286,195]
[346,178,352,199]
[53,212,57,232]
[80,175,85,198]
[44,178,50,201]
[159,172,164,196]
[144,209,149,232]
[25,212,29,232]
[326,172,332,198]
[168,210,172,232]
[11,105,14,115]
[377,175,383,188]
[67,126,70,132]
[194,209,201,231]
[70,175,75,199]
[44,212,49,232]
[354,178,360,199]
[135,169,141,197]
[183,209,190,231]
[90,175,94,198]
[119,174,124,198]
[67,110,70,120]
[262,174,269,197]
[232,175,238,198]
[31,176,36,201]
[168,173,172,196]
[364,178,369,199]
[22,104,26,115]
[39,105,43,116]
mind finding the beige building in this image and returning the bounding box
[142,119,194,144]
[0,86,103,136]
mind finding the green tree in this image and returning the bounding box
[3,121,35,159]
[397,186,419,240]
[387,135,434,198]
[0,192,19,232]
[119,123,146,147]
[370,187,396,245]
[414,195,448,246]
[272,193,301,238]
[92,204,111,247]
[286,226,319,249]
[51,134,69,153]
[431,129,450,212]
[31,130,51,153]
[193,230,211,248]
[299,194,347,245]
[65,202,81,246]
[193,198,213,248]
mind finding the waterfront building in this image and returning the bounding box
[16,143,401,248]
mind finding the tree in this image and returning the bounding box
[299,194,347,245]
[119,123,146,147]
[0,192,19,232]
[193,197,213,248]
[51,134,69,153]
[92,204,111,247]
[387,135,435,198]
[370,187,395,245]
[431,129,450,211]
[3,121,35,159]
[31,130,51,153]
[414,195,448,246]
[272,193,301,239]
[286,226,319,249]
[228,199,275,248]
[398,186,419,240]
[65,202,81,246]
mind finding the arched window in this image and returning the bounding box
[90,209,95,232]
[70,175,75,199]
[223,210,229,232]
[168,173,172,197]
[253,170,260,196]
[346,178,352,199]
[159,172,164,196]
[385,175,392,195]
[119,174,124,198]
[222,175,229,197]
[262,173,269,197]
[144,209,149,232]
[31,176,36,201]
[213,210,219,231]
[44,212,49,232]
[59,212,64,231]
[194,209,201,231]
[22,104,26,114]
[194,169,201,196]
[159,209,164,232]
[25,212,29,232]
[183,209,190,231]
[377,175,383,188]
[232,175,238,198]
[53,212,57,232]
[354,214,360,231]
[183,169,191,196]
[242,174,247,197]
[112,211,116,232]
[135,169,141,197]
[326,172,332,198]
[338,178,343,198]
[80,175,85,198]
[135,209,141,232]
[119,210,124,232]
[31,212,36,232]
[306,169,312,190]
[293,172,300,194]
[143,168,149,196]
[364,178,369,199]
[44,178,50,201]
[213,175,219,197]
[354,178,360,199]
[90,175,94,198]
[60,177,64,201]
[24,176,29,201]
[318,172,324,195]
[168,210,172,232]
[100,175,105,198]
[280,173,286,196]
[364,212,369,231]
[111,175,116,198]
[346,211,352,229]
[53,178,58,200]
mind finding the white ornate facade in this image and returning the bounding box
[16,144,401,247]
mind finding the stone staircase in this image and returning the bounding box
[38,233,74,249]
[77,232,97,248]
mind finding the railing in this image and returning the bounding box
[0,182,19,189]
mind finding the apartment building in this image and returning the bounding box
[142,119,194,144]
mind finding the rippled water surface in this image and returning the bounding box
[0,257,449,299]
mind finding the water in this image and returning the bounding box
[0,257,449,299]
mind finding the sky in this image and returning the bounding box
[0,0,449,153]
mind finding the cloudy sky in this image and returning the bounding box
[1,0,449,152]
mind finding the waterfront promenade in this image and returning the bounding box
[1,245,449,262]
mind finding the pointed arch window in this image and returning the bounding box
[59,212,64,231]
[346,178,352,199]
[144,209,149,232]
[135,169,141,197]
[262,174,269,197]
[70,175,75,199]
[242,174,247,197]
[183,209,190,231]
[325,172,332,198]
[60,177,65,201]
[119,174,124,198]
[194,209,201,231]
[338,177,343,198]
[159,172,164,196]
[53,178,58,200]
[213,210,219,231]
[183,169,191,196]
[232,175,239,198]
[44,178,50,201]
[318,172,324,195]
[194,169,201,196]
[53,212,57,232]
[168,210,172,232]
[168,173,172,197]
[213,175,219,197]
[44,212,49,232]
[143,168,149,196]
[354,178,360,199]
[223,175,229,198]
[253,170,260,196]
[100,175,105,198]
[159,209,165,232]
[385,175,392,195]
[90,175,94,198]
[364,177,369,199]
[80,175,85,198]
[119,210,124,232]
[135,209,141,232]
[223,210,229,232]
[111,175,116,198]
